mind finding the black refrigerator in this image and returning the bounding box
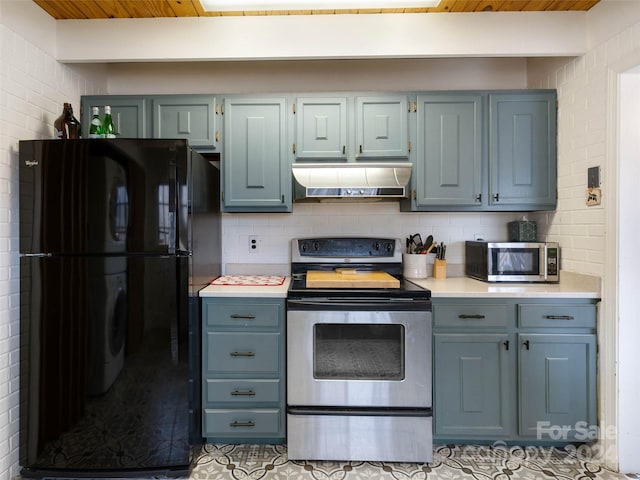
[18,139,220,478]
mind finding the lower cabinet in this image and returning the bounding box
[433,298,597,444]
[201,297,285,443]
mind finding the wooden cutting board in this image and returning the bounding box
[306,270,400,289]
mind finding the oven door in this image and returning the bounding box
[287,300,432,409]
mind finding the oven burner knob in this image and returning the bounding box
[386,243,393,252]
[313,242,320,251]
[373,242,381,251]
[301,243,307,252]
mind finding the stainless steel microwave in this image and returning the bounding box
[465,241,560,283]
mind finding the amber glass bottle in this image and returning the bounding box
[53,102,81,139]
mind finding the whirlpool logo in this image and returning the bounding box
[24,160,39,167]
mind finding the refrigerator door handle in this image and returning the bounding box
[168,158,177,254]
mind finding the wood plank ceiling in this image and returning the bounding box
[34,0,601,18]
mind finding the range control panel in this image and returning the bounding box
[294,237,400,260]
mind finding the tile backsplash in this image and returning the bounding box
[222,202,531,275]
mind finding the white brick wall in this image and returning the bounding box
[0,20,104,479]
[528,4,640,473]
[528,14,640,278]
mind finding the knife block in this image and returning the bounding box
[432,259,447,279]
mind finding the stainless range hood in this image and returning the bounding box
[292,162,412,202]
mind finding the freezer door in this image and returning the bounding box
[19,139,188,255]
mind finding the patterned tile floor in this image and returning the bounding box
[190,444,639,480]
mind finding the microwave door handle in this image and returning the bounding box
[541,244,548,280]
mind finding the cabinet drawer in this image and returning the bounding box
[205,379,281,404]
[434,304,508,328]
[518,304,596,328]
[205,302,281,328]
[203,409,281,436]
[205,332,280,374]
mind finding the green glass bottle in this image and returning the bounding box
[89,106,103,138]
[102,105,117,138]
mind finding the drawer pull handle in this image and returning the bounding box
[230,421,255,428]
[543,315,575,320]
[458,314,486,319]
[230,351,255,357]
[230,314,257,319]
[231,389,256,396]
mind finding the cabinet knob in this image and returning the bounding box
[523,340,530,350]
[359,145,363,154]
[475,194,482,203]
[503,340,510,350]
[493,193,500,202]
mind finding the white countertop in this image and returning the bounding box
[408,272,601,299]
[199,277,291,298]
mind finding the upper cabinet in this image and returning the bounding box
[293,94,410,162]
[414,93,483,208]
[405,90,557,212]
[489,92,557,209]
[294,97,348,160]
[152,95,219,151]
[81,96,148,139]
[221,97,290,213]
[356,95,410,159]
[81,94,219,151]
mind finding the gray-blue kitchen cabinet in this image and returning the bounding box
[201,297,286,444]
[489,92,557,209]
[294,97,348,160]
[414,94,483,207]
[222,97,291,212]
[433,302,512,439]
[433,297,597,444]
[434,333,512,439]
[81,96,148,138]
[405,90,557,212]
[81,94,219,150]
[356,95,410,158]
[152,95,218,151]
[517,303,597,441]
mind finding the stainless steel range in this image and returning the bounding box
[286,237,433,463]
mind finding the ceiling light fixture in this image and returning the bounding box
[200,0,440,11]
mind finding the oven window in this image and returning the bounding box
[313,324,405,380]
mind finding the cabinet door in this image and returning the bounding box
[81,96,147,138]
[295,97,347,159]
[222,98,290,212]
[355,96,409,158]
[433,333,512,438]
[489,92,557,208]
[415,94,483,207]
[518,333,596,441]
[152,95,217,149]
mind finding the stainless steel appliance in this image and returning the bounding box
[292,163,412,202]
[286,237,432,463]
[465,241,560,283]
[19,139,221,478]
